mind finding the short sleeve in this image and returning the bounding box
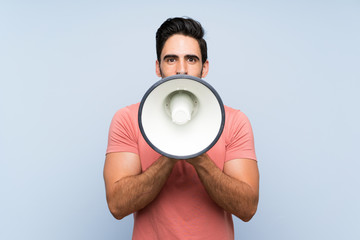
[225,108,257,162]
[106,105,139,155]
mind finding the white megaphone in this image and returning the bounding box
[138,75,225,159]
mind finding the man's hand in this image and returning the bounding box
[104,153,177,220]
[186,153,259,222]
[185,153,210,166]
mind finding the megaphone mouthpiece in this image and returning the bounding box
[169,91,194,125]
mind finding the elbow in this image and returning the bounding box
[110,208,125,220]
[240,207,257,222]
[107,200,128,220]
[241,194,259,222]
[236,203,258,222]
[109,206,127,220]
[116,215,125,220]
[240,211,256,222]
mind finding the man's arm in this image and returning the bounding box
[103,152,177,220]
[186,154,259,222]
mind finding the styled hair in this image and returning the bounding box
[156,17,208,64]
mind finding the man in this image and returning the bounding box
[104,17,259,239]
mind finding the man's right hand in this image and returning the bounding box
[103,153,177,219]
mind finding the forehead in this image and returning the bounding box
[161,34,201,58]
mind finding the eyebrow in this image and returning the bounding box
[162,54,200,61]
[185,54,200,60]
[163,54,179,60]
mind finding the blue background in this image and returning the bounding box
[1,1,359,239]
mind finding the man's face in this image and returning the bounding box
[156,34,209,78]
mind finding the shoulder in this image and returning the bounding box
[109,103,140,136]
[223,105,254,141]
[224,105,251,126]
[112,103,140,121]
[223,105,257,160]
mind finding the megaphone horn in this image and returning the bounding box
[138,75,225,159]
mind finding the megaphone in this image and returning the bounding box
[138,75,225,159]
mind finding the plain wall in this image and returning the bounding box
[1,1,359,239]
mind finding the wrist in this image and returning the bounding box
[158,155,178,167]
[186,153,209,167]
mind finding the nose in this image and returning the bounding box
[176,59,187,75]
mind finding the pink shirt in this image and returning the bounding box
[107,103,256,240]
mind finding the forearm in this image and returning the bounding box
[190,156,258,221]
[107,156,176,219]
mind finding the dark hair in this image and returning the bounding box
[156,17,208,64]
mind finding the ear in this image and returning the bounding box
[155,60,161,77]
[201,60,209,78]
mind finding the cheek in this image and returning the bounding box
[159,64,176,78]
[161,64,176,73]
[189,65,203,75]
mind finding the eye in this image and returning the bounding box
[166,58,176,63]
[187,56,198,63]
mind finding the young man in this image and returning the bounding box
[104,17,259,239]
